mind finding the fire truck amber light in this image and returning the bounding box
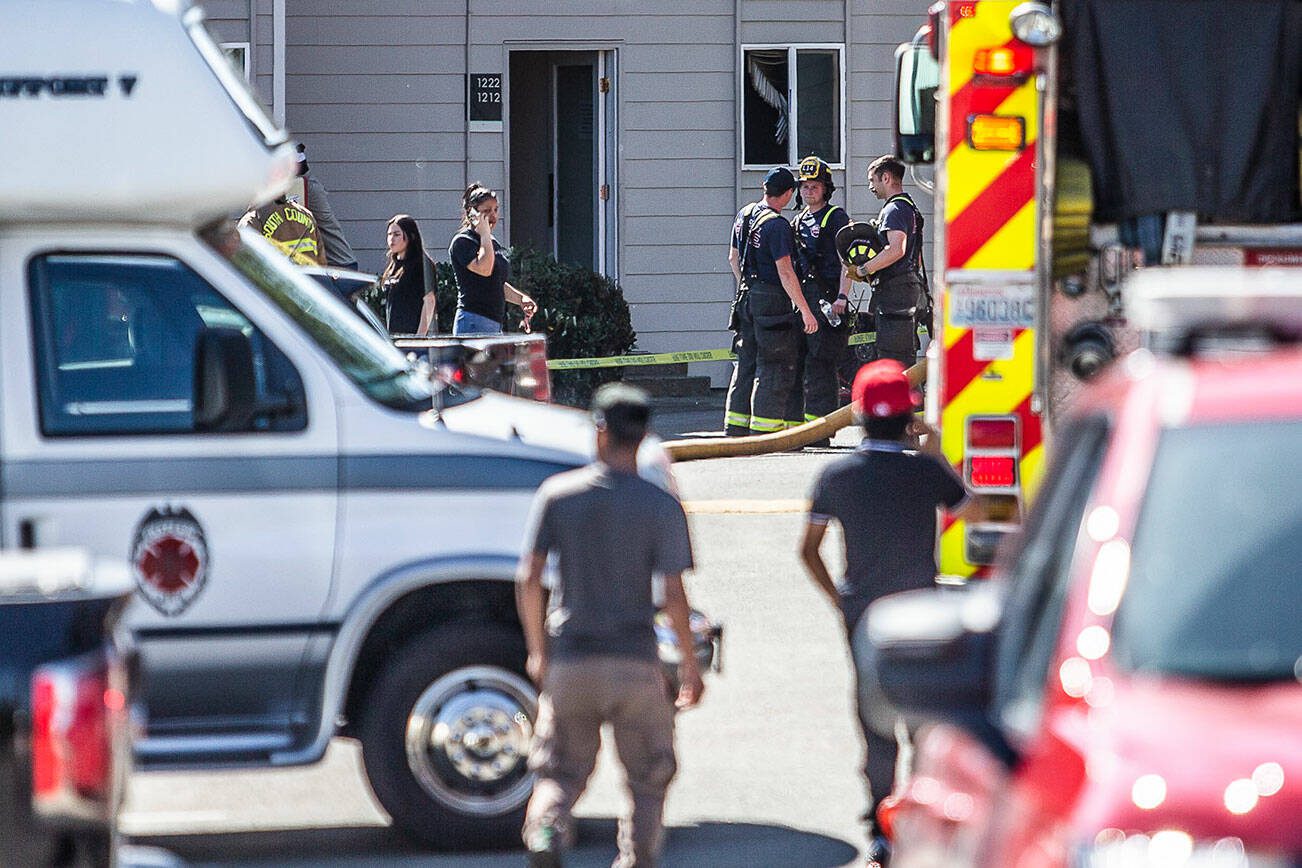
[973,47,1020,76]
[969,455,1016,488]
[967,115,1026,151]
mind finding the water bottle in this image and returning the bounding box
[819,298,841,328]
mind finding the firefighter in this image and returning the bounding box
[725,167,819,437]
[860,155,930,368]
[791,156,853,441]
[238,196,325,266]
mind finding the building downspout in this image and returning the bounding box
[464,0,471,189]
[844,0,851,195]
[734,0,742,208]
[272,0,285,126]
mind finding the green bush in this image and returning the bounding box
[366,249,637,408]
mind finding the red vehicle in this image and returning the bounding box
[862,270,1302,867]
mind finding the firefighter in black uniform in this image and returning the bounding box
[858,155,930,368]
[725,167,819,436]
[791,156,853,439]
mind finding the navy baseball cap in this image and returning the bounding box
[763,166,797,195]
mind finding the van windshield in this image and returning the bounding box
[204,225,432,411]
[1113,421,1302,683]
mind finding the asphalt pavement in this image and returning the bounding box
[125,389,872,867]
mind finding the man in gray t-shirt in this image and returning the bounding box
[517,383,702,868]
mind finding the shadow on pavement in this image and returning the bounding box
[131,817,859,867]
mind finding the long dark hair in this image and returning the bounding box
[459,183,498,230]
[381,214,424,284]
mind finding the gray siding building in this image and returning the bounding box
[202,0,932,384]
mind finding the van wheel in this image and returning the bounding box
[358,623,537,849]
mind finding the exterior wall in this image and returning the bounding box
[197,0,936,386]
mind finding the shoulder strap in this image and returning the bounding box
[819,205,844,229]
[739,203,779,275]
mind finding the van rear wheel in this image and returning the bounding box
[358,623,537,849]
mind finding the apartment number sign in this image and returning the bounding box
[467,73,502,125]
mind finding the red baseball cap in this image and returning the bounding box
[852,359,918,418]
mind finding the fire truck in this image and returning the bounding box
[892,0,1302,578]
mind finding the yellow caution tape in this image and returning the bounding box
[547,348,736,371]
[545,328,917,369]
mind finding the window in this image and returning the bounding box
[221,42,251,82]
[1114,421,1302,683]
[742,45,844,168]
[203,225,430,412]
[29,254,306,436]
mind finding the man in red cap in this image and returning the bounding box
[798,359,970,867]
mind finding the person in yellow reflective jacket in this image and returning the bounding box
[238,197,325,267]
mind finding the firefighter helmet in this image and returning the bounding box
[797,155,835,195]
[836,221,887,276]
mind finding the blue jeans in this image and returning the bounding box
[452,308,503,336]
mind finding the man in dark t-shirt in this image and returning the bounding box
[799,359,968,866]
[858,155,929,367]
[724,166,819,436]
[517,383,702,867]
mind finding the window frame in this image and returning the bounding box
[740,43,846,171]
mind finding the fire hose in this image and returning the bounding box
[663,359,926,462]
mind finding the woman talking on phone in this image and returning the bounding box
[449,184,537,335]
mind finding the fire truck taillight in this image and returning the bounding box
[965,415,1020,489]
[968,455,1017,488]
[967,417,1017,449]
[967,114,1026,151]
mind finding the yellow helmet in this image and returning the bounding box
[796,155,835,193]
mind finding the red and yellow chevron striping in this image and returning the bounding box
[934,0,1044,577]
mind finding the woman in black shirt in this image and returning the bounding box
[381,214,436,335]
[448,184,536,335]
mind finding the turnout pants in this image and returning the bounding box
[870,271,928,368]
[799,282,850,421]
[524,657,677,867]
[725,282,803,435]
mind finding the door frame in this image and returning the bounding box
[503,42,621,281]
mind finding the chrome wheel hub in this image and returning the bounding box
[405,665,537,815]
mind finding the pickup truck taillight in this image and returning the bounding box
[30,653,126,820]
[525,339,552,403]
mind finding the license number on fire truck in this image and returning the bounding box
[950,284,1036,328]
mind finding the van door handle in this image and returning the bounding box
[19,518,37,549]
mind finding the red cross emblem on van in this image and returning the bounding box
[131,506,209,616]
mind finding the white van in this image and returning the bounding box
[0,0,602,846]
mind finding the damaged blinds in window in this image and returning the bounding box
[743,47,842,167]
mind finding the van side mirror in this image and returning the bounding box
[853,584,1017,767]
[894,39,939,164]
[194,327,258,432]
